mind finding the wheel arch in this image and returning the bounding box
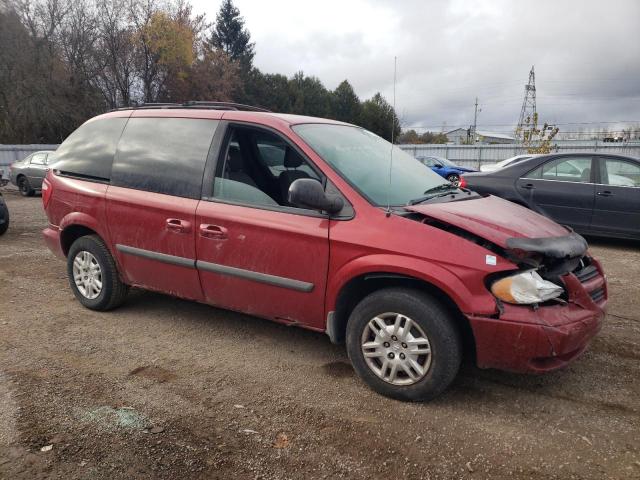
[327,271,476,361]
[60,224,99,256]
[59,212,108,257]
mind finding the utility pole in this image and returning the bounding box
[515,66,537,143]
[472,97,479,143]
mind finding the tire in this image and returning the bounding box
[0,200,9,236]
[346,288,462,402]
[67,235,129,311]
[446,173,460,186]
[18,177,35,197]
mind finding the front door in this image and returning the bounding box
[591,156,640,238]
[195,124,330,329]
[518,155,595,230]
[106,116,220,301]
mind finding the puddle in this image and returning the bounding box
[321,361,354,378]
[129,365,177,383]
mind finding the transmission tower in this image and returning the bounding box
[515,66,537,142]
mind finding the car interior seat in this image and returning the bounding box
[278,147,311,203]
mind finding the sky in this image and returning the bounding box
[190,0,640,136]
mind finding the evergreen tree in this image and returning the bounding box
[288,71,331,118]
[359,93,401,142]
[331,80,361,124]
[209,0,255,70]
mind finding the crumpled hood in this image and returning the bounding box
[405,195,569,248]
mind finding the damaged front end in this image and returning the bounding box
[477,233,607,373]
[403,197,607,373]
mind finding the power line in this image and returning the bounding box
[404,120,640,130]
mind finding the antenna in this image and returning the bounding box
[386,56,397,217]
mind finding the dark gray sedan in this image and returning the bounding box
[9,150,55,196]
[462,152,640,240]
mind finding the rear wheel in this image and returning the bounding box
[67,235,129,311]
[446,173,460,186]
[18,177,34,197]
[346,288,462,401]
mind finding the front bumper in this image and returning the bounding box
[468,258,607,374]
[43,225,65,259]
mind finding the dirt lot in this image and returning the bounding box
[0,190,639,480]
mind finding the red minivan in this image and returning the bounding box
[42,103,607,401]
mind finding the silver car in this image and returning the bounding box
[9,150,55,196]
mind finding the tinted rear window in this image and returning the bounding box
[111,118,219,199]
[52,117,127,181]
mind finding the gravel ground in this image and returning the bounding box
[1,189,639,480]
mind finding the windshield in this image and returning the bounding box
[435,156,456,167]
[497,155,530,168]
[293,124,446,206]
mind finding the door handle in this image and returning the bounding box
[199,224,228,239]
[165,218,191,233]
[520,183,535,190]
[597,191,613,197]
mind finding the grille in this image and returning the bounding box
[590,287,606,303]
[572,256,606,304]
[574,264,598,283]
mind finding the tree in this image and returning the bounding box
[331,80,360,124]
[209,0,254,71]
[243,69,291,111]
[359,93,401,142]
[184,47,240,102]
[288,71,331,118]
[518,112,559,154]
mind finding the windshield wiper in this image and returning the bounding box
[407,183,459,205]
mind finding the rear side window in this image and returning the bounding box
[112,118,219,199]
[53,117,127,181]
[525,157,592,183]
[30,153,47,165]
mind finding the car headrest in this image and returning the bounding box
[580,167,591,182]
[284,147,303,169]
[227,146,243,172]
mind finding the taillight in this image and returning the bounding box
[459,175,468,188]
[42,177,52,208]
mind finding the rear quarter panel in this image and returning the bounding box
[46,172,111,250]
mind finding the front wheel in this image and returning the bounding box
[67,235,129,311]
[346,288,462,401]
[446,173,460,186]
[18,177,35,197]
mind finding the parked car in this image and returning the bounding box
[42,103,607,401]
[479,154,541,172]
[416,155,476,186]
[0,191,8,235]
[461,153,640,240]
[10,150,55,196]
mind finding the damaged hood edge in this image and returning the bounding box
[405,195,588,259]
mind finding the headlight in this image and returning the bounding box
[491,270,563,305]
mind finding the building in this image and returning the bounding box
[445,128,514,145]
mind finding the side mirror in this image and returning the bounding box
[434,163,443,168]
[288,178,344,214]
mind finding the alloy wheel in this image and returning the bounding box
[72,251,103,299]
[360,312,432,386]
[447,174,460,186]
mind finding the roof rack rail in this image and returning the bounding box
[182,101,271,112]
[110,101,271,113]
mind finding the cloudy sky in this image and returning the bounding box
[191,0,640,136]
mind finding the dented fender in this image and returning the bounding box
[326,253,499,317]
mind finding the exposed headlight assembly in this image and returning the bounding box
[491,270,563,305]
